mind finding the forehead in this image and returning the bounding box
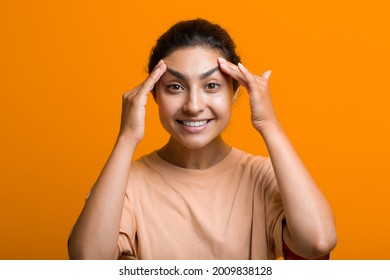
[163,47,221,77]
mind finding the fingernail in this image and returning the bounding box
[218,57,227,63]
[262,70,272,80]
[238,62,245,68]
[156,59,164,68]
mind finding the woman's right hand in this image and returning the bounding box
[119,59,167,144]
[69,61,167,259]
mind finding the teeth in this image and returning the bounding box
[182,120,208,127]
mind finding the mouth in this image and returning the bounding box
[176,119,212,127]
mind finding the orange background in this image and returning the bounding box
[1,0,389,259]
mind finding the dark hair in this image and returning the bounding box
[148,18,241,93]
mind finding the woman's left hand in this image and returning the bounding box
[219,58,337,259]
[218,57,277,133]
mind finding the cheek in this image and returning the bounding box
[157,99,171,120]
[211,94,233,115]
[157,94,180,120]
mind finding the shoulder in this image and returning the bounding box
[127,150,179,185]
[232,148,276,190]
[233,148,272,173]
[130,151,159,173]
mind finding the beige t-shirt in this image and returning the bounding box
[118,147,285,259]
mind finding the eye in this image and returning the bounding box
[166,83,185,93]
[205,82,220,91]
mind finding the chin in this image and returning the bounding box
[163,123,225,151]
[175,139,211,150]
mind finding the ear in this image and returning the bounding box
[152,89,158,104]
[232,87,240,103]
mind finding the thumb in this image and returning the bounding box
[262,70,272,80]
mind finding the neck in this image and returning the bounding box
[157,136,231,170]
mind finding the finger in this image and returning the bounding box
[124,60,166,100]
[123,83,142,99]
[237,63,258,92]
[217,57,248,88]
[140,60,167,94]
[262,70,272,81]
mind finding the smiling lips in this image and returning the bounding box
[176,119,212,132]
[181,120,209,127]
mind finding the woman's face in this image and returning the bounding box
[155,46,236,150]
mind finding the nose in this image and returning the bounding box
[182,90,206,114]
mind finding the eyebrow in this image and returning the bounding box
[166,66,220,81]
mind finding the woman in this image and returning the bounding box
[68,18,337,260]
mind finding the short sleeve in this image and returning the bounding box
[262,160,285,259]
[117,193,137,259]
